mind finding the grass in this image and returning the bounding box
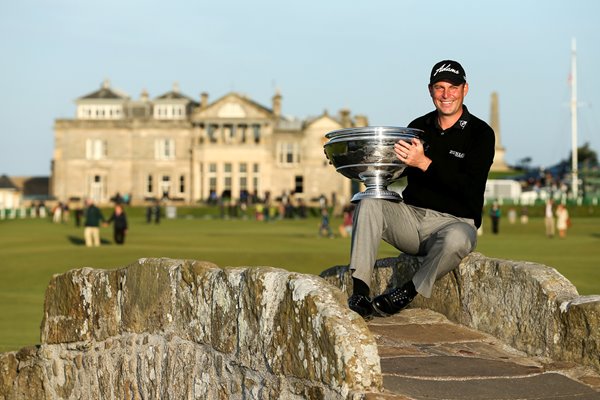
[0,212,599,353]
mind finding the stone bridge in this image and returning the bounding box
[0,254,598,399]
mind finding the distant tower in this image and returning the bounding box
[489,92,510,171]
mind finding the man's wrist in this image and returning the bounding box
[418,158,432,171]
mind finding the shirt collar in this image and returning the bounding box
[427,105,471,131]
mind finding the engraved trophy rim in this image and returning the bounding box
[323,126,424,203]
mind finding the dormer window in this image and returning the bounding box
[77,105,123,120]
[76,81,127,120]
[153,104,186,120]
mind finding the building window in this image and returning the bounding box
[153,104,185,120]
[78,105,123,120]
[89,174,105,202]
[208,163,217,196]
[86,139,107,160]
[223,125,235,143]
[155,139,175,160]
[239,124,247,143]
[253,176,260,195]
[179,175,185,193]
[252,124,261,144]
[277,142,300,165]
[161,175,171,199]
[295,175,304,193]
[208,125,218,143]
[147,175,153,193]
[252,163,260,194]
[239,163,248,193]
[223,162,232,193]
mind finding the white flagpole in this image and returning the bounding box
[570,37,579,198]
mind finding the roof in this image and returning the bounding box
[154,91,196,102]
[209,92,274,115]
[154,82,197,104]
[78,80,129,100]
[276,118,303,131]
[0,175,18,190]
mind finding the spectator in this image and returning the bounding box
[556,204,570,239]
[544,199,555,238]
[338,204,355,238]
[319,208,334,238]
[83,199,105,247]
[106,204,128,244]
[489,201,501,234]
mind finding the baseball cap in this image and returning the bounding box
[429,60,466,85]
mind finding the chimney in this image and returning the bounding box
[200,92,209,109]
[339,108,351,128]
[272,89,282,117]
[354,114,369,127]
[140,89,149,102]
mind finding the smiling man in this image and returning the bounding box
[347,60,496,319]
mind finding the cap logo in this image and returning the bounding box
[433,63,460,77]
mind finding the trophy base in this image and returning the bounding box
[351,189,403,203]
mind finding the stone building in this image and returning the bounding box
[52,81,367,206]
[0,175,21,211]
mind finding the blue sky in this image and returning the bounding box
[1,0,599,176]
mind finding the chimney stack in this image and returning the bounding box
[339,108,351,128]
[272,89,282,117]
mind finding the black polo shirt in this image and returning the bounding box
[403,105,495,228]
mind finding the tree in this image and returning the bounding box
[566,142,598,169]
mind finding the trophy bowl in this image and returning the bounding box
[323,126,424,203]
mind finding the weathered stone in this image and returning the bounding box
[2,258,382,399]
[320,252,600,374]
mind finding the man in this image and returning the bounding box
[348,60,495,318]
[544,199,555,238]
[84,198,105,247]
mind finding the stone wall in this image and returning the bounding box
[0,258,382,400]
[321,252,600,374]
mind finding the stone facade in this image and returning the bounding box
[0,258,382,399]
[321,252,600,374]
[52,81,366,206]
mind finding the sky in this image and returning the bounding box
[1,0,599,176]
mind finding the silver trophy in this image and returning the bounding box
[323,126,424,203]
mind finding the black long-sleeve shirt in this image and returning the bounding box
[403,105,495,228]
[107,212,128,230]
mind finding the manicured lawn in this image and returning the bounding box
[0,213,598,352]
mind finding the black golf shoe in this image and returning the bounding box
[372,281,417,317]
[348,293,374,320]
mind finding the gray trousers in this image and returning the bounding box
[349,198,477,298]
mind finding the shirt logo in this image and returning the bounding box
[449,150,465,159]
[459,120,467,129]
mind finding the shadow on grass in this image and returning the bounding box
[67,236,112,246]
